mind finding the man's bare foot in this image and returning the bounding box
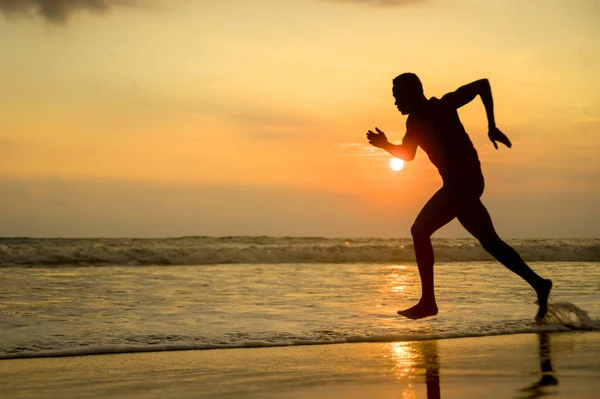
[534,279,553,325]
[397,301,438,320]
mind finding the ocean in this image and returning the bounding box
[1,237,599,359]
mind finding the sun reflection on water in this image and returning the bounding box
[390,342,418,380]
[384,265,415,295]
[387,340,442,399]
[389,342,418,399]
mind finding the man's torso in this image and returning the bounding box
[405,96,482,183]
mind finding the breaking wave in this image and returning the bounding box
[1,237,598,266]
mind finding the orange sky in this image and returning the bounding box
[0,0,598,237]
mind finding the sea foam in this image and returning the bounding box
[0,325,587,360]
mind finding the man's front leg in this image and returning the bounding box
[397,234,438,320]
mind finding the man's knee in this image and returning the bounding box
[411,223,431,240]
[479,235,503,252]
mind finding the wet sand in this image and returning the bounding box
[1,332,598,399]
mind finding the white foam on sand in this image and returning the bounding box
[2,320,595,360]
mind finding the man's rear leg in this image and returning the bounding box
[457,200,552,322]
[481,238,553,322]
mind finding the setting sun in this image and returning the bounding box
[390,158,404,171]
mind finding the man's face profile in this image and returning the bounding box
[393,86,414,115]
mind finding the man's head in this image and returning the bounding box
[392,73,425,115]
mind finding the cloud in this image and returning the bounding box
[573,117,600,123]
[0,0,135,24]
[0,178,379,237]
[244,131,310,140]
[327,0,425,6]
[0,0,425,25]
[158,94,315,129]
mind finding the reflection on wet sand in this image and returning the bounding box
[517,332,559,399]
[422,341,441,399]
[390,334,560,399]
[382,267,560,399]
[390,340,441,399]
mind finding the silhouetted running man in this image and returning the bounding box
[367,73,552,323]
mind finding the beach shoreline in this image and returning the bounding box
[2,331,598,399]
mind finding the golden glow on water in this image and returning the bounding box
[388,342,418,399]
[358,264,419,332]
[386,341,441,399]
[390,342,418,380]
[384,265,416,295]
[402,387,417,399]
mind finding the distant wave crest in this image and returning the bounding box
[0,237,598,266]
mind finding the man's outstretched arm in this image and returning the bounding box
[366,127,417,161]
[444,79,512,149]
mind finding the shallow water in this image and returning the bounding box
[1,262,599,358]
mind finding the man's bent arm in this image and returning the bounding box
[445,79,496,128]
[381,141,417,162]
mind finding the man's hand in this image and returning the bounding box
[488,126,512,149]
[366,127,389,149]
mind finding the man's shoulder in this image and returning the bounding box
[430,94,459,113]
[430,95,451,105]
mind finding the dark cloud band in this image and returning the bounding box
[0,0,424,25]
[0,0,135,24]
